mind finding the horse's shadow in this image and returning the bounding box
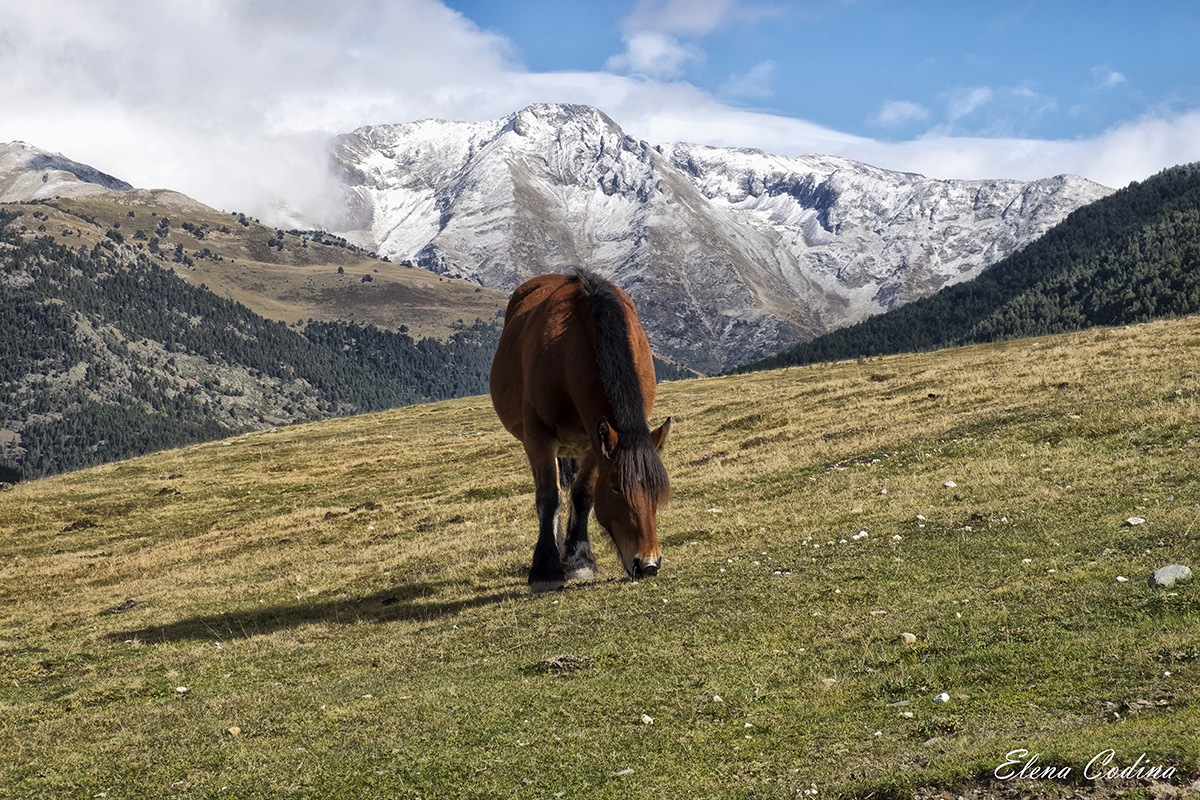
[106,580,524,645]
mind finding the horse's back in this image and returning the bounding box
[489,271,654,451]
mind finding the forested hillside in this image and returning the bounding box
[0,209,500,479]
[736,162,1200,371]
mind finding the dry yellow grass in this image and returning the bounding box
[6,194,509,339]
[3,319,1200,797]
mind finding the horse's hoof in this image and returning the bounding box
[564,566,596,582]
[529,579,565,595]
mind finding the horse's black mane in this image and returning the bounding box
[568,269,670,501]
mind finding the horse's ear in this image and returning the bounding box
[652,418,671,452]
[597,417,619,459]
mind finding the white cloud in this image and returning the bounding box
[0,0,1195,224]
[874,100,930,128]
[611,0,782,84]
[949,87,996,120]
[1091,65,1128,89]
[719,61,776,98]
[622,0,775,36]
[605,31,704,80]
[609,95,1200,188]
[0,0,523,219]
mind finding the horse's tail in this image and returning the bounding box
[557,456,577,490]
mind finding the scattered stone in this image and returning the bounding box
[933,692,951,704]
[1127,517,1146,526]
[534,654,592,673]
[1116,576,1129,583]
[228,726,241,737]
[900,632,917,645]
[943,481,957,488]
[1148,564,1192,588]
[106,598,145,615]
[640,714,654,725]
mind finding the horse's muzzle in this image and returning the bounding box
[632,556,660,579]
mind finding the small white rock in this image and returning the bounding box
[1116,576,1129,583]
[933,692,951,703]
[1127,517,1146,526]
[640,713,654,725]
[943,481,957,488]
[900,632,917,645]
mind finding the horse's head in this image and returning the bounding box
[593,417,671,580]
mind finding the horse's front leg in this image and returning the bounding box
[526,446,566,594]
[563,453,597,582]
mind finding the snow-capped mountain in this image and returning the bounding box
[331,103,1114,372]
[0,141,132,202]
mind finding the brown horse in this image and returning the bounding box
[489,269,671,593]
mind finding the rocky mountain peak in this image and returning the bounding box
[328,105,1113,373]
[0,141,133,203]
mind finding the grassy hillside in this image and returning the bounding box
[741,162,1200,372]
[6,191,509,340]
[0,207,505,479]
[3,318,1200,797]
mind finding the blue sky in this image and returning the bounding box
[3,1,1198,220]
[447,0,1199,145]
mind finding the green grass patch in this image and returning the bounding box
[3,319,1200,797]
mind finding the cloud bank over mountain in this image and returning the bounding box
[2,0,1196,223]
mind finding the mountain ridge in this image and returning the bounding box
[0,206,504,479]
[735,161,1200,371]
[328,103,1113,372]
[2,110,1113,373]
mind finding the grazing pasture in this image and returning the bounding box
[3,319,1200,798]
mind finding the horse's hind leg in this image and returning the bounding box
[527,447,566,594]
[563,453,597,582]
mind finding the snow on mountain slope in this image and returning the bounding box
[663,142,1113,329]
[330,104,1113,373]
[333,105,819,371]
[0,142,132,202]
